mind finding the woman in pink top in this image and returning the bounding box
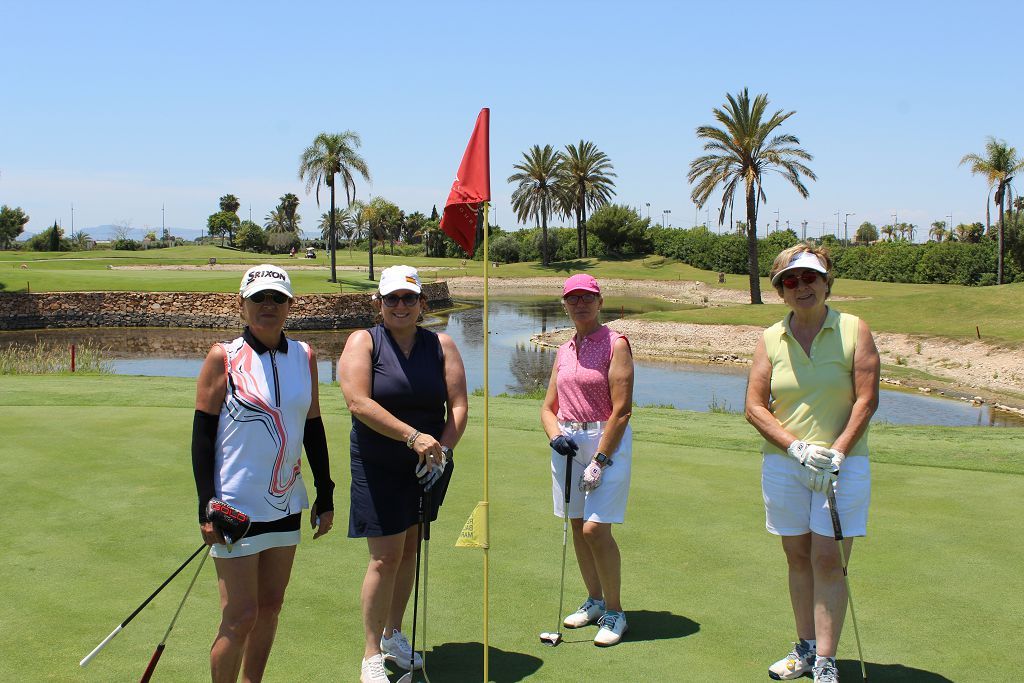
[540,273,635,647]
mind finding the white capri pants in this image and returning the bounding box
[551,422,632,524]
[762,452,871,537]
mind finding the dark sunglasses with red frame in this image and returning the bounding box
[781,271,822,289]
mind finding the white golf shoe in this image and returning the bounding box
[768,640,816,680]
[813,656,839,683]
[593,610,627,646]
[563,597,606,628]
[380,629,423,670]
[360,654,389,683]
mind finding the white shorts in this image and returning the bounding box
[762,453,870,537]
[208,530,300,558]
[551,423,632,524]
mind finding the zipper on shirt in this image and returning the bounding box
[269,350,281,407]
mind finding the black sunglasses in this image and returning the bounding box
[381,292,421,307]
[564,293,598,305]
[248,290,289,304]
[781,271,822,289]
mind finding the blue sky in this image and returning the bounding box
[3,1,1020,240]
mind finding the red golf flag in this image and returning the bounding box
[440,108,490,254]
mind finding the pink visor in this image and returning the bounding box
[562,273,601,296]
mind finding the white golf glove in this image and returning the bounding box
[580,460,603,492]
[806,467,837,494]
[415,449,449,492]
[787,440,834,472]
[829,449,847,473]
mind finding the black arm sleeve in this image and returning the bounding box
[192,410,219,523]
[303,416,335,513]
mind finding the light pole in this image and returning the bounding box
[663,209,671,228]
[844,212,855,244]
[801,220,807,241]
[891,213,898,240]
[645,202,650,220]
[835,211,841,240]
[70,203,74,240]
[773,209,780,235]
[947,213,953,240]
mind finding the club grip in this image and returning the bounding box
[80,625,122,667]
[139,644,165,683]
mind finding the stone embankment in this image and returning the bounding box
[0,282,451,331]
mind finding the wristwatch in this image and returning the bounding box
[593,452,613,467]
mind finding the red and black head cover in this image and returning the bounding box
[206,499,251,546]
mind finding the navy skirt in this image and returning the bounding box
[348,452,455,538]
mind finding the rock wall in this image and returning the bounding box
[0,282,452,331]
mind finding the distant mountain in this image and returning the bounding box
[23,224,206,241]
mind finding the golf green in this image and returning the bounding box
[0,374,1019,681]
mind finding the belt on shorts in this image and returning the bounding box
[559,420,606,431]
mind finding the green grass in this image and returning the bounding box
[1,374,1021,681]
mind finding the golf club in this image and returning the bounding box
[139,550,209,682]
[539,450,574,646]
[396,493,426,683]
[419,487,433,683]
[827,487,868,682]
[80,543,206,667]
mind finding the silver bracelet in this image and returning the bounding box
[406,430,421,449]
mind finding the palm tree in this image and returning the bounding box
[960,137,1024,284]
[928,221,947,242]
[689,88,816,304]
[508,144,563,266]
[320,208,353,247]
[298,131,371,282]
[264,207,288,233]
[880,224,895,241]
[559,140,616,258]
[219,194,240,214]
[280,193,301,234]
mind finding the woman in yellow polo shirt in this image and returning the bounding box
[745,244,880,683]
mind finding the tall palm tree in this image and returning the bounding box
[929,221,948,242]
[689,89,816,304]
[264,207,288,233]
[880,224,895,241]
[298,131,371,282]
[219,194,240,214]
[280,193,301,234]
[559,140,616,258]
[960,137,1023,284]
[508,144,563,266]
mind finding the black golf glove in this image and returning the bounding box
[550,435,578,456]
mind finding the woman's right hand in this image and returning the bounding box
[200,521,225,546]
[411,432,444,472]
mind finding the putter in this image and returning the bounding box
[420,487,433,682]
[827,487,868,682]
[397,494,426,683]
[80,543,206,667]
[539,451,574,646]
[139,550,209,682]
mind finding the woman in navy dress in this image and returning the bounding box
[338,265,468,683]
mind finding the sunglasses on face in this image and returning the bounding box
[781,271,822,289]
[564,293,598,305]
[381,293,421,307]
[248,290,289,304]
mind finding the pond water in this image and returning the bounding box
[2,299,1020,427]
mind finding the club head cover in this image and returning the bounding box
[206,499,251,549]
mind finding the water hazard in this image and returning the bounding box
[2,299,1020,427]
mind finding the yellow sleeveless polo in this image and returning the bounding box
[761,307,869,457]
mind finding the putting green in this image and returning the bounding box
[0,374,1020,681]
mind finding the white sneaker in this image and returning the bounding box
[360,654,389,683]
[769,640,816,680]
[380,629,423,670]
[593,610,627,646]
[563,597,606,628]
[813,656,839,683]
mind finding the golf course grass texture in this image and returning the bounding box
[1,374,1020,681]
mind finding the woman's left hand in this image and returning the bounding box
[580,460,604,492]
[411,432,445,472]
[310,506,334,540]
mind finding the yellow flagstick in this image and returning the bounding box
[481,200,490,683]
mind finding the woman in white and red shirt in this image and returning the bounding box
[540,273,635,647]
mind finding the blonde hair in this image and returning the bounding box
[770,243,835,297]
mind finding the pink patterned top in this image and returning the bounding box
[554,325,630,422]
